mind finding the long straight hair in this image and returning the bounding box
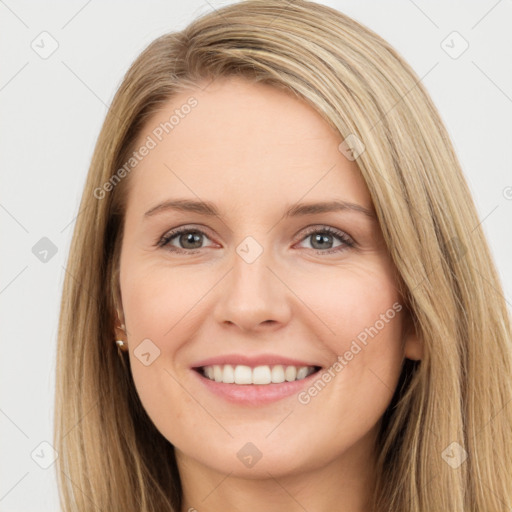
[54,1,512,510]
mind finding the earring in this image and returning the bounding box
[115,339,128,351]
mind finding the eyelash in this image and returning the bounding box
[156,225,355,255]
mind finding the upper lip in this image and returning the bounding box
[191,354,323,369]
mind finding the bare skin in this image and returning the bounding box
[115,76,422,512]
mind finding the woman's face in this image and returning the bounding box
[117,77,421,480]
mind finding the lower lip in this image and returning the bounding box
[191,368,321,405]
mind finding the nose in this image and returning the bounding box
[212,244,292,333]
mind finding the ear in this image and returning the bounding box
[403,313,423,361]
[114,307,126,340]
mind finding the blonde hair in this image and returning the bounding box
[54,1,512,510]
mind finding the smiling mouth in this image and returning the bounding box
[194,364,322,385]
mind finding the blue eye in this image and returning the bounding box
[156,225,355,255]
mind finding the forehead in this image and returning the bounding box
[125,77,371,216]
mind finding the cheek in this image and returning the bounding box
[294,263,402,352]
[121,262,207,342]
[123,274,201,442]
[292,265,405,408]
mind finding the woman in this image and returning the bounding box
[54,1,512,510]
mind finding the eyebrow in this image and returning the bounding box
[144,198,376,219]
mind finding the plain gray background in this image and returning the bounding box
[1,1,511,510]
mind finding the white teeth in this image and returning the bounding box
[213,365,223,382]
[222,364,235,383]
[271,365,285,383]
[285,366,297,381]
[234,365,252,384]
[200,364,317,384]
[252,365,272,385]
[296,367,309,380]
